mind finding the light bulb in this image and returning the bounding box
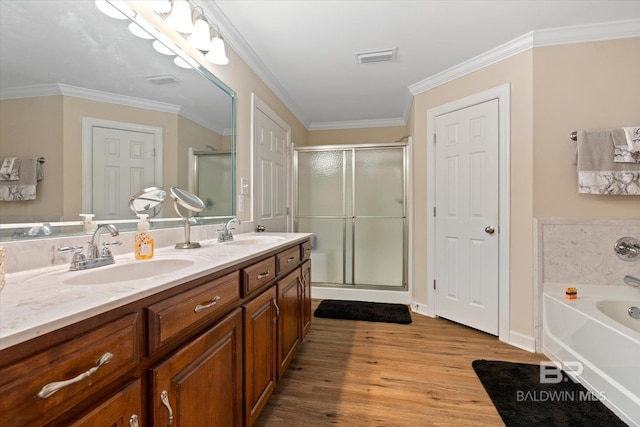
[205,36,229,65]
[187,18,211,51]
[166,0,194,34]
[174,56,193,69]
[129,21,155,40]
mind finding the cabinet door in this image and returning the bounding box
[69,380,142,427]
[300,260,312,340]
[150,308,243,427]
[243,286,277,426]
[276,269,301,379]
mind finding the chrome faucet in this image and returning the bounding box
[58,224,121,271]
[614,237,640,261]
[624,275,640,288]
[218,217,240,242]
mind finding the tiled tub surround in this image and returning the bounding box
[0,227,311,350]
[537,218,640,286]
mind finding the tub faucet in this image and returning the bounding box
[614,237,640,261]
[218,217,240,242]
[624,275,640,288]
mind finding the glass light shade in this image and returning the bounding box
[146,0,172,13]
[128,21,155,40]
[152,40,176,56]
[95,0,130,19]
[174,56,193,69]
[166,0,194,34]
[205,36,229,65]
[187,18,211,51]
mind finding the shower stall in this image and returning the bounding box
[294,143,408,290]
[188,149,234,217]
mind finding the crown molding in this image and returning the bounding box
[308,117,406,131]
[409,19,640,96]
[197,0,310,128]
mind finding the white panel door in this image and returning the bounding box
[92,127,157,219]
[434,99,499,335]
[255,107,288,231]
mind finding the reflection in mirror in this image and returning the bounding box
[170,187,204,249]
[129,187,167,218]
[0,0,235,241]
[189,148,233,217]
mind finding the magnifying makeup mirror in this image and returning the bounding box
[170,187,205,249]
[129,187,167,217]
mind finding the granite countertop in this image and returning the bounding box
[0,232,312,351]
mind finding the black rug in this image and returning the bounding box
[472,360,627,427]
[314,300,412,324]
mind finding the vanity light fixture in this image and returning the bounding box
[166,0,194,34]
[186,10,211,51]
[145,0,172,14]
[205,35,229,65]
[152,40,177,56]
[128,19,156,40]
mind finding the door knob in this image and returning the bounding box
[484,226,495,235]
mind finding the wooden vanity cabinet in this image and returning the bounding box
[149,308,244,427]
[276,268,302,379]
[0,238,311,427]
[243,286,278,426]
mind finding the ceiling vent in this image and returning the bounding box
[144,74,182,85]
[354,48,397,64]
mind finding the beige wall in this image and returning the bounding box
[532,37,640,217]
[409,37,639,338]
[177,116,224,190]
[0,96,64,222]
[308,126,408,146]
[410,49,534,336]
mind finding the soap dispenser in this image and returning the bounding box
[134,214,154,260]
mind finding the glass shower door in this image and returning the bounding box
[295,144,406,289]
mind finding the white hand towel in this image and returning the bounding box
[623,126,640,151]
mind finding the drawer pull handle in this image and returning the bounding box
[37,352,113,399]
[130,414,139,427]
[194,295,221,313]
[257,271,270,280]
[161,390,174,426]
[287,257,295,263]
[272,298,280,319]
[305,248,311,253]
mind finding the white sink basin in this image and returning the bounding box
[224,235,286,246]
[62,258,196,285]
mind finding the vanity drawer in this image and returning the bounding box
[277,246,301,275]
[242,256,276,297]
[301,240,311,261]
[0,313,139,427]
[147,271,240,354]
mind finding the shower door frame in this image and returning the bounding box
[293,143,409,291]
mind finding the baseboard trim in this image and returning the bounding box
[508,330,536,353]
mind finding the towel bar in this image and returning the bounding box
[570,131,577,141]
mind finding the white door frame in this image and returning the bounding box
[250,93,292,230]
[425,83,511,343]
[81,117,163,214]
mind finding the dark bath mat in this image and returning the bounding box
[472,360,627,427]
[313,300,412,324]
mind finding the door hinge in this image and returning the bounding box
[433,133,437,144]
[433,207,436,217]
[433,280,436,290]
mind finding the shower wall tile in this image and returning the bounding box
[538,218,640,286]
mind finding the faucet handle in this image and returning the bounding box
[58,245,86,264]
[101,241,122,258]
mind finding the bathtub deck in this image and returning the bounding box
[256,299,548,426]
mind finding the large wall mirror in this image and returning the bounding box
[0,0,235,240]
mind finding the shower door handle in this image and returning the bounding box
[484,226,495,235]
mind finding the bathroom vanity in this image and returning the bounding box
[0,233,312,427]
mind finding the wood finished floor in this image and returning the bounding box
[255,300,547,427]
